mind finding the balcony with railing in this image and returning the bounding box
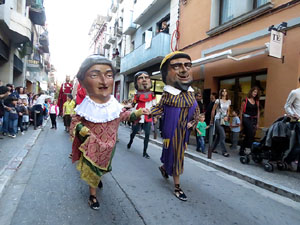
[0,3,31,44]
[108,34,116,44]
[121,32,170,74]
[112,56,120,70]
[103,34,111,49]
[133,0,169,25]
[111,0,118,13]
[28,0,46,25]
[123,9,136,35]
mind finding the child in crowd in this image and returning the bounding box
[196,114,209,153]
[16,98,27,135]
[22,98,29,130]
[43,100,50,120]
[230,109,241,150]
[8,97,18,138]
[63,94,75,132]
[49,99,59,129]
[70,55,149,210]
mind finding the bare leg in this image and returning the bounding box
[88,186,100,210]
[89,186,96,196]
[173,174,187,201]
[173,175,180,186]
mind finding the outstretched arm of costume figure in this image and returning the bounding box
[150,94,166,117]
[128,108,143,122]
[189,105,201,130]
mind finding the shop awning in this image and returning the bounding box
[150,43,269,79]
[192,43,269,67]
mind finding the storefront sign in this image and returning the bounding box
[269,30,284,59]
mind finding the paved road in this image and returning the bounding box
[0,119,299,225]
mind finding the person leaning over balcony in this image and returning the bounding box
[159,21,169,34]
[239,87,260,156]
[151,51,200,201]
[210,88,231,157]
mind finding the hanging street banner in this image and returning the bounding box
[269,30,284,59]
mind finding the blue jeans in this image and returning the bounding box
[8,118,18,135]
[196,136,206,153]
[2,110,9,134]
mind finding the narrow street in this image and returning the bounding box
[0,119,299,225]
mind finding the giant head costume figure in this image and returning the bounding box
[76,55,116,104]
[160,51,193,91]
[134,71,152,92]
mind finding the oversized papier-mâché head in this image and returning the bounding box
[76,54,116,103]
[160,51,193,91]
[134,71,152,91]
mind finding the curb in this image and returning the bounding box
[0,126,44,199]
[136,134,300,202]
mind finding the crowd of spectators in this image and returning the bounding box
[0,83,52,138]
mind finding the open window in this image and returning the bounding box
[156,15,170,35]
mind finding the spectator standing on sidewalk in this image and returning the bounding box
[0,86,10,131]
[63,94,75,132]
[49,99,59,129]
[230,109,240,150]
[16,86,28,105]
[210,89,231,157]
[8,97,18,138]
[70,54,149,210]
[16,98,27,135]
[196,114,209,153]
[32,93,52,128]
[22,99,29,130]
[195,92,204,113]
[205,92,217,142]
[284,77,300,169]
[239,87,260,156]
[151,51,200,201]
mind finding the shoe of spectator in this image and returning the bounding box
[2,132,7,136]
[21,132,25,135]
[8,134,16,138]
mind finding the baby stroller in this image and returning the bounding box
[240,116,292,172]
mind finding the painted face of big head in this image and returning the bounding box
[66,75,70,83]
[161,52,193,91]
[80,64,114,104]
[77,55,116,104]
[134,72,152,91]
[166,58,193,91]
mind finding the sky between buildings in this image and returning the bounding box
[44,0,110,82]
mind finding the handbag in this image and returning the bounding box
[220,116,230,126]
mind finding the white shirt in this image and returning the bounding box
[284,88,300,118]
[215,99,231,119]
[163,85,194,96]
[50,105,59,115]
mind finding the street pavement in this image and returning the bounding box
[0,119,299,225]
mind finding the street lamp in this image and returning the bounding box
[268,22,288,35]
